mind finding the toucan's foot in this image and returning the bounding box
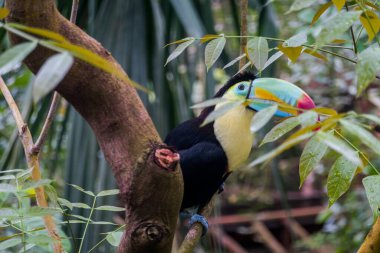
[218,182,225,194]
[188,214,208,236]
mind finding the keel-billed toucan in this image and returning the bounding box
[165,72,316,231]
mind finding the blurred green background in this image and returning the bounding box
[0,0,378,252]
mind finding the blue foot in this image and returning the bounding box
[188,214,208,236]
[218,182,225,194]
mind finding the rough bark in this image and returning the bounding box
[357,217,380,253]
[5,1,183,252]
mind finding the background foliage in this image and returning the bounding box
[1,0,380,252]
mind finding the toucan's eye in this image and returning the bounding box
[238,84,245,90]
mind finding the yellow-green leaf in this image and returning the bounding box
[165,38,195,65]
[299,132,329,187]
[311,2,333,25]
[250,104,278,133]
[332,0,346,11]
[327,153,358,207]
[0,8,9,19]
[363,175,380,217]
[360,10,380,42]
[205,37,226,71]
[313,107,338,116]
[278,43,303,63]
[200,34,220,44]
[8,23,68,43]
[303,48,327,61]
[365,1,380,11]
[49,41,149,93]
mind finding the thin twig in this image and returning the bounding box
[0,77,63,252]
[345,3,358,54]
[239,0,248,69]
[178,198,215,253]
[32,0,80,153]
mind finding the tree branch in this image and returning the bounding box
[0,77,63,252]
[239,0,248,68]
[178,198,215,253]
[357,217,380,253]
[5,1,183,252]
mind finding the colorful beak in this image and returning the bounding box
[247,78,316,117]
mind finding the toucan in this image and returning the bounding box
[165,72,316,232]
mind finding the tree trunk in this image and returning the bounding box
[5,1,183,252]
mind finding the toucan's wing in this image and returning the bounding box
[165,118,215,149]
[177,141,228,210]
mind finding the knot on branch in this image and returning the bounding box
[132,222,170,245]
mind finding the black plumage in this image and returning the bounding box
[165,72,256,211]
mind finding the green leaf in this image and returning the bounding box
[327,153,359,206]
[250,104,278,133]
[165,38,195,66]
[97,189,120,197]
[0,183,16,193]
[0,175,16,180]
[363,175,380,217]
[286,0,315,14]
[67,214,91,222]
[0,238,21,250]
[247,37,269,71]
[284,32,307,47]
[0,41,37,75]
[362,114,380,125]
[69,184,95,196]
[205,37,226,71]
[298,110,319,128]
[250,132,313,168]
[261,116,300,145]
[0,169,24,174]
[57,198,73,210]
[316,11,362,47]
[22,179,52,191]
[299,133,329,187]
[95,205,126,212]
[26,234,52,246]
[356,46,380,95]
[262,51,283,71]
[317,131,363,167]
[71,203,91,209]
[235,62,251,75]
[21,207,61,217]
[0,208,18,219]
[223,54,245,69]
[340,119,380,155]
[106,231,123,247]
[201,100,243,126]
[190,97,227,109]
[33,52,74,103]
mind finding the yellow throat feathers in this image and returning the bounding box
[213,103,254,171]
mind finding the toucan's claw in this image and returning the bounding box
[218,182,225,194]
[188,214,209,236]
